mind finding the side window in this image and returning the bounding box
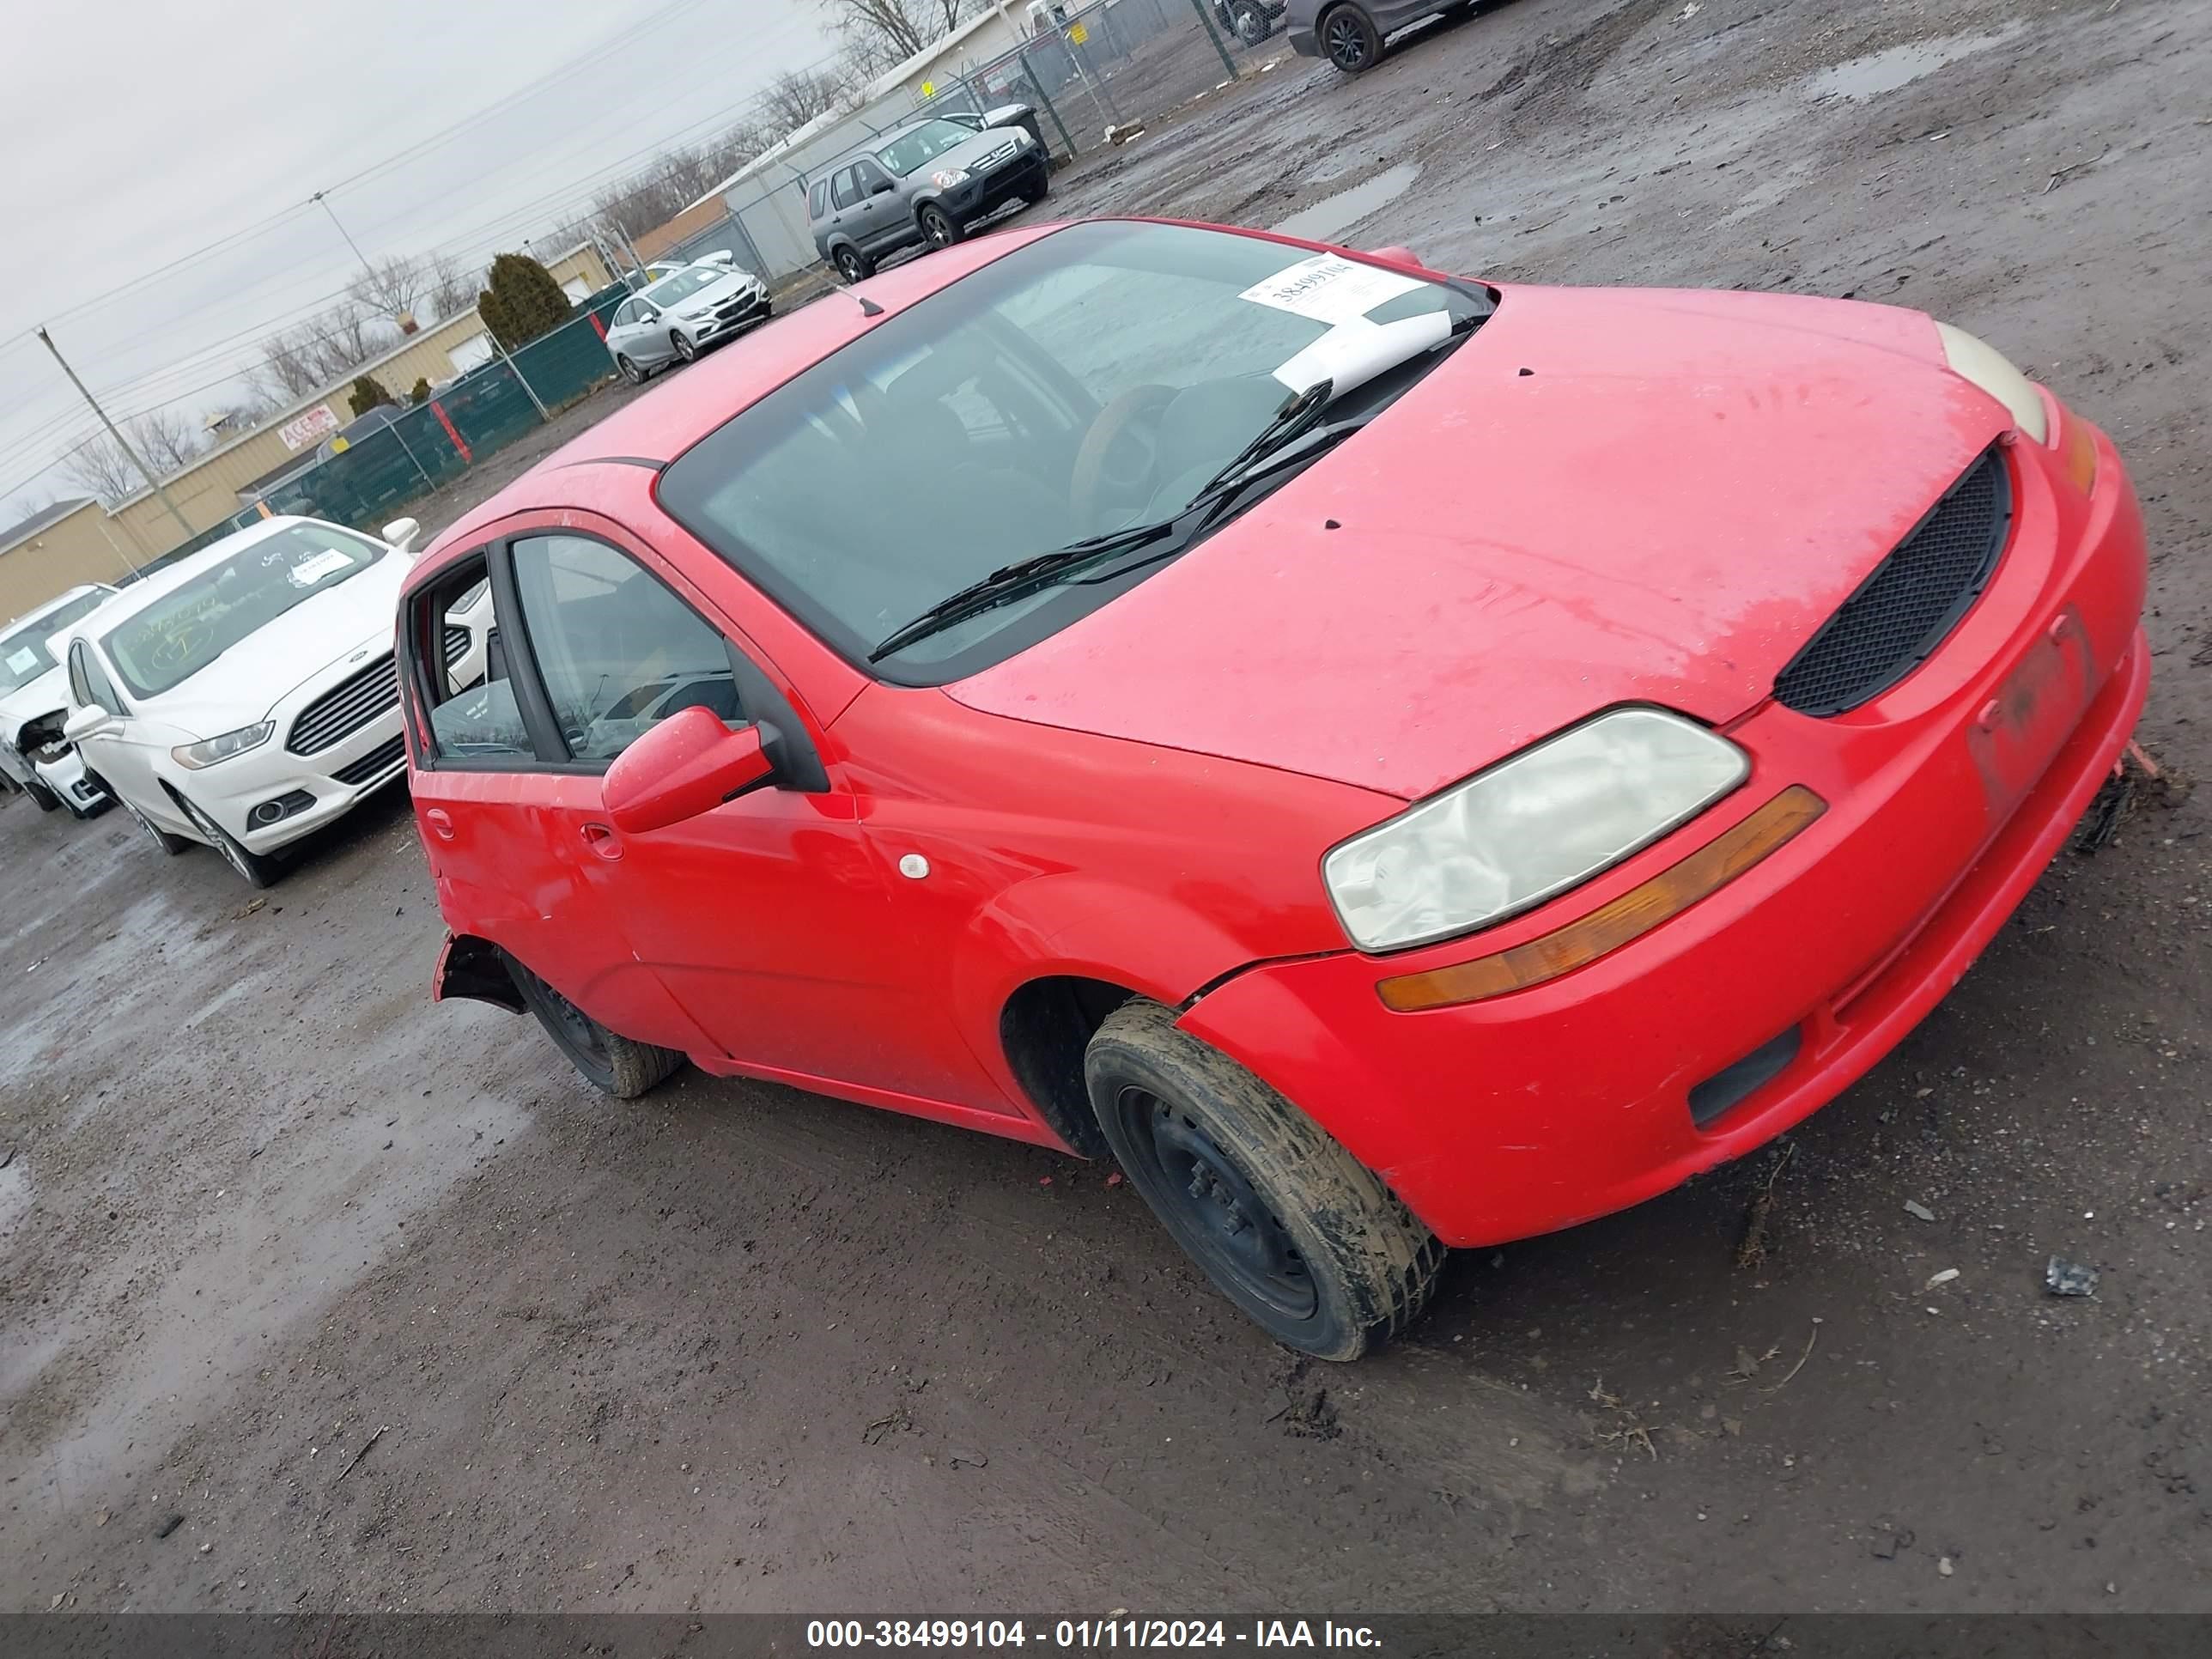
[66,642,90,708]
[413,553,533,761]
[809,179,830,219]
[612,299,636,326]
[852,160,888,195]
[509,534,739,763]
[73,642,125,716]
[830,167,861,211]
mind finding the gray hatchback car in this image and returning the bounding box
[808,115,1050,283]
[1286,0,1471,72]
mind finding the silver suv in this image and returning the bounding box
[808,115,1050,283]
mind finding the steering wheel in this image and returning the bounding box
[1069,384,1177,530]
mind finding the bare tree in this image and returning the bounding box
[821,0,970,77]
[60,410,210,504]
[131,407,207,474]
[761,68,852,131]
[348,254,431,325]
[62,435,141,507]
[422,252,476,322]
[255,300,395,404]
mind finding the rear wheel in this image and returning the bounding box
[1320,3,1383,71]
[178,794,280,889]
[1084,1000,1442,1360]
[617,353,644,385]
[511,959,684,1099]
[918,203,963,251]
[834,244,872,283]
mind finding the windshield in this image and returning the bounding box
[642,268,722,307]
[0,589,111,694]
[101,524,384,698]
[658,221,1487,682]
[878,120,973,176]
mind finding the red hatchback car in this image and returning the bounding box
[398,218,2147,1359]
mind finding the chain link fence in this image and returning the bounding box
[137,284,635,575]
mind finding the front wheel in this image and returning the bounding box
[1231,1,1274,44]
[1085,1000,1442,1360]
[671,331,697,364]
[178,794,280,888]
[23,775,61,812]
[511,959,684,1099]
[617,353,644,385]
[1319,3,1383,72]
[917,204,963,251]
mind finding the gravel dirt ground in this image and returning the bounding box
[5,0,2209,1618]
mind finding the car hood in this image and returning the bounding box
[671,271,763,313]
[936,127,1030,171]
[135,551,409,734]
[0,665,70,734]
[947,284,2008,800]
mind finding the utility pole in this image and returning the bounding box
[36,326,195,544]
[311,190,376,283]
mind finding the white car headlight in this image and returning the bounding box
[1934,322,2047,443]
[1322,708,1748,952]
[931,167,971,189]
[172,721,274,769]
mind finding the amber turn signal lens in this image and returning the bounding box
[1376,786,1827,1012]
[2055,410,2099,496]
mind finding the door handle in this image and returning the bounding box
[424,807,456,841]
[580,821,623,861]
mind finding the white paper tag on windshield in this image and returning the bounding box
[288,549,355,587]
[1238,254,1423,325]
[4,647,38,676]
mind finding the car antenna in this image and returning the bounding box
[834,281,884,318]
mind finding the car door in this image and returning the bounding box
[67,640,191,835]
[497,522,1011,1109]
[606,298,643,362]
[847,159,904,253]
[402,544,711,1056]
[826,165,870,252]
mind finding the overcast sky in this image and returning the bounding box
[0,0,839,520]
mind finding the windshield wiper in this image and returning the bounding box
[866,520,1177,663]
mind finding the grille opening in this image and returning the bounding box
[331,734,407,787]
[1773,449,2012,717]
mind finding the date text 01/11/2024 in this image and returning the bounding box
[804,1620,1382,1649]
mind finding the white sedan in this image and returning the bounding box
[57,514,489,886]
[604,261,772,383]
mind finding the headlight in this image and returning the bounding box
[1935,322,2047,443]
[172,721,274,769]
[1322,708,1748,952]
[931,167,971,188]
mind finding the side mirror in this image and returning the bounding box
[63,706,108,744]
[383,516,422,554]
[870,179,896,197]
[604,706,775,835]
[1364,244,1424,270]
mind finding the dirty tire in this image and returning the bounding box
[835,244,872,282]
[1320,3,1383,73]
[120,791,189,854]
[1085,1000,1441,1361]
[510,958,684,1100]
[617,353,643,385]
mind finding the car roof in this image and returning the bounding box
[4,581,117,633]
[420,222,1069,568]
[84,516,335,634]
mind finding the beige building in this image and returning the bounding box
[0,243,617,614]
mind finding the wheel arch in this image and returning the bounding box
[433,932,527,1014]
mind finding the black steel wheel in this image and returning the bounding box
[671,331,697,363]
[1321,3,1382,71]
[509,959,684,1099]
[835,244,872,282]
[1085,1000,1442,1360]
[918,203,963,250]
[179,794,280,888]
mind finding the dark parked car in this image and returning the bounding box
[808,116,1050,283]
[1287,0,1473,72]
